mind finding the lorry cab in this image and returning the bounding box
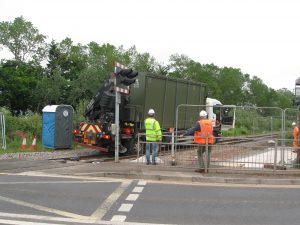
[205,98,236,135]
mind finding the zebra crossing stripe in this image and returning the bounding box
[137,180,147,186]
[126,194,139,201]
[132,186,144,193]
[118,203,133,212]
[110,215,126,222]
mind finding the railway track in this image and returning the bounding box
[68,133,280,163]
[217,133,279,145]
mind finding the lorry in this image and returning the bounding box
[73,72,235,154]
[205,97,236,139]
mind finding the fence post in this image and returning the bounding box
[281,141,285,166]
[273,139,278,174]
[170,128,176,166]
[0,113,6,150]
[137,133,140,164]
[205,138,208,173]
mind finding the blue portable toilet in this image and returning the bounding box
[42,105,74,149]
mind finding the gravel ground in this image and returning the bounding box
[0,148,100,160]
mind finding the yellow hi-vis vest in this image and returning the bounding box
[144,117,162,142]
[194,119,214,144]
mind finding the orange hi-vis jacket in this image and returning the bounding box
[194,119,214,144]
[293,126,299,150]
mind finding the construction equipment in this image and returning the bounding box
[74,71,235,155]
[74,72,209,154]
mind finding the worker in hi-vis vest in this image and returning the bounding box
[182,110,214,173]
[292,122,299,153]
[144,109,162,165]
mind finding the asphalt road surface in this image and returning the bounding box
[1,159,300,224]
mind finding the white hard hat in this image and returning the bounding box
[292,122,296,126]
[199,110,207,117]
[148,109,155,116]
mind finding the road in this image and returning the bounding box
[1,160,300,224]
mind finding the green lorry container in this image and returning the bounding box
[82,72,208,154]
[123,72,208,131]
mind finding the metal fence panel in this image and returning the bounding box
[0,113,6,150]
[136,133,300,173]
[133,105,300,174]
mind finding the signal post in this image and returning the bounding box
[113,62,138,162]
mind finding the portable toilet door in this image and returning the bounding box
[42,105,74,149]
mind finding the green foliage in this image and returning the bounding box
[72,99,89,128]
[47,39,88,80]
[217,67,245,105]
[0,16,47,63]
[32,70,69,112]
[3,109,42,140]
[234,107,283,135]
[0,108,42,152]
[0,60,42,114]
[0,16,295,119]
[222,127,250,136]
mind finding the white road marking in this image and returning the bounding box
[110,215,127,222]
[118,204,133,212]
[0,195,89,220]
[137,180,147,186]
[132,186,144,193]
[126,194,139,201]
[0,212,176,225]
[16,172,124,182]
[0,218,65,225]
[91,180,131,222]
[0,212,94,224]
[0,180,116,184]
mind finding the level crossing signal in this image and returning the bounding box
[117,68,138,85]
[114,62,138,94]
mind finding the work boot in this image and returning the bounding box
[146,161,151,165]
[152,161,157,165]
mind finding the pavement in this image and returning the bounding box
[66,160,300,186]
[2,149,300,186]
[10,158,300,186]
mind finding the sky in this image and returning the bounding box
[1,0,300,92]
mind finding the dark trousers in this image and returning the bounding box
[197,145,212,169]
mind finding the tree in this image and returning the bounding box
[0,60,41,114]
[118,45,158,72]
[66,42,118,106]
[274,88,293,109]
[249,76,270,107]
[0,16,47,63]
[46,38,87,80]
[167,54,220,98]
[217,67,245,105]
[32,69,69,112]
[167,54,192,79]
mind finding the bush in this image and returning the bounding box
[222,127,250,136]
[72,99,88,128]
[1,107,42,151]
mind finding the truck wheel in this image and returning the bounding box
[119,144,128,155]
[132,140,144,155]
[123,138,143,155]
